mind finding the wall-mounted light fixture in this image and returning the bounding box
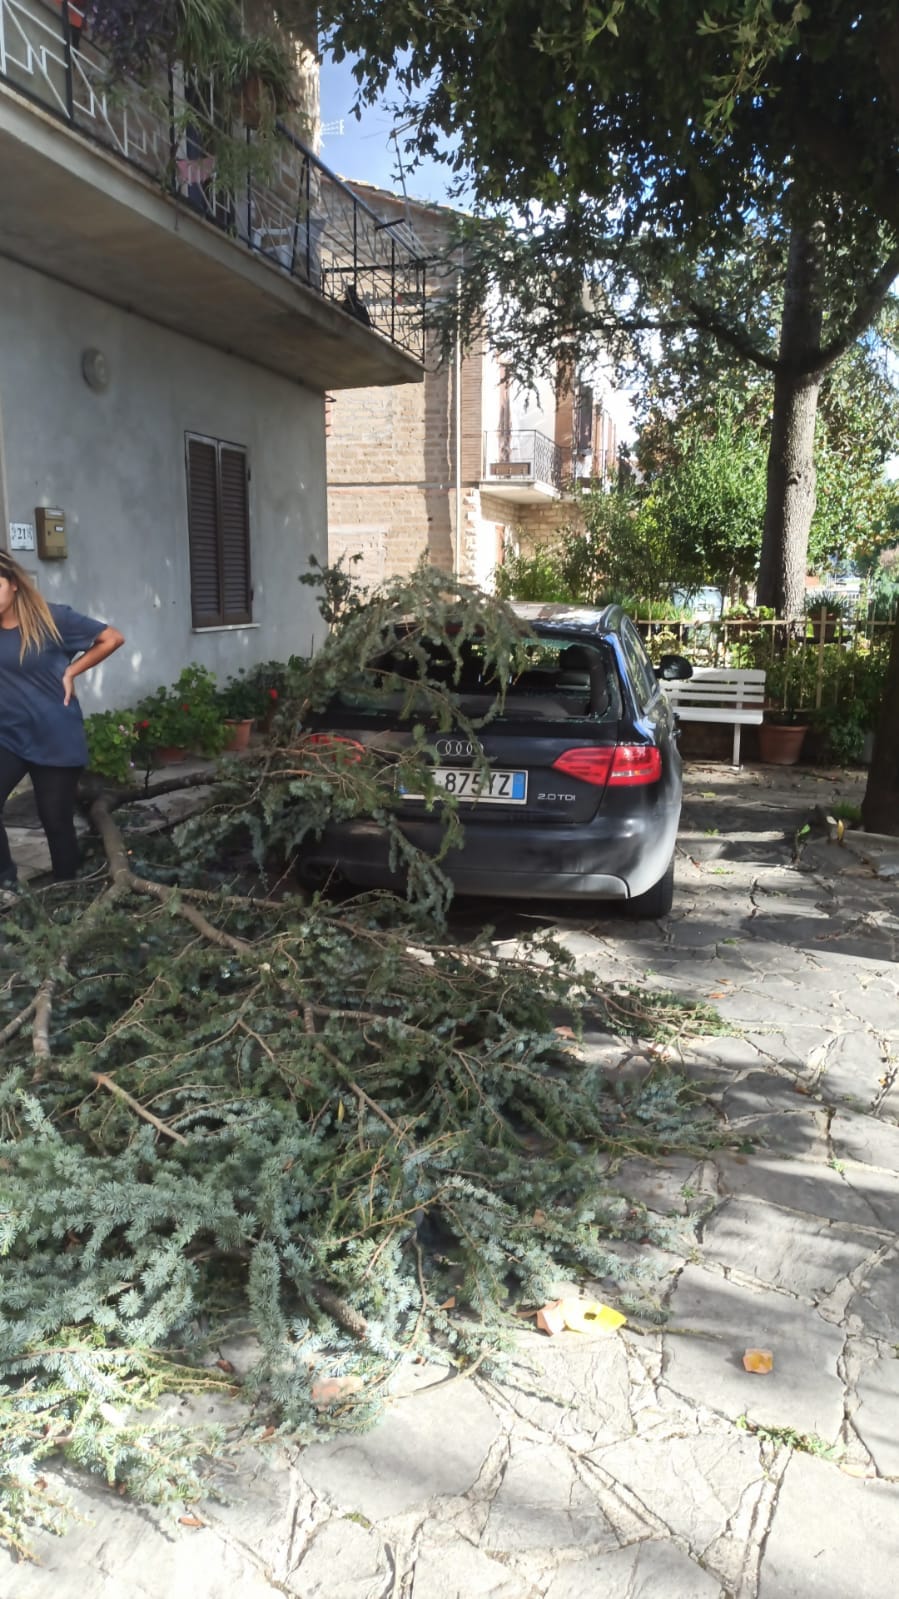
[81,348,110,392]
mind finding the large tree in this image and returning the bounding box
[321,0,899,826]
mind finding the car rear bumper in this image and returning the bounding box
[302,804,680,901]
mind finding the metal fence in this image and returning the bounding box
[0,0,426,358]
[635,605,895,713]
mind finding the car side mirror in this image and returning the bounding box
[656,654,693,681]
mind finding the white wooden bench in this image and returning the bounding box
[661,667,766,767]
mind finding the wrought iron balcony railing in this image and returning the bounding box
[0,0,426,360]
[482,430,565,492]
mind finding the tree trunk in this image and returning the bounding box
[756,226,824,618]
[861,617,899,835]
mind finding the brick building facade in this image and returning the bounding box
[327,185,628,589]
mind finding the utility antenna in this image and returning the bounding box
[387,121,428,255]
[320,118,345,140]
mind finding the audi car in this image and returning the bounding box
[300,604,692,917]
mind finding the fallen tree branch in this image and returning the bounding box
[90,1071,188,1145]
[311,1036,410,1144]
[88,797,251,956]
[311,1283,368,1340]
[31,978,55,1061]
[0,995,37,1047]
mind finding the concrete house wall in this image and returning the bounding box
[0,5,425,711]
[0,259,328,712]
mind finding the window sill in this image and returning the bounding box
[192,622,260,634]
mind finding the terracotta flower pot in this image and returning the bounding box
[224,717,254,752]
[154,745,189,766]
[758,721,809,766]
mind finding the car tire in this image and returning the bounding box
[625,857,674,918]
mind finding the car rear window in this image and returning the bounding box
[336,638,621,723]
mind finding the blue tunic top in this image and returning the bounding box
[0,603,107,767]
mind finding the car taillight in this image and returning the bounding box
[552,747,614,786]
[608,745,663,785]
[551,745,662,787]
[303,734,365,762]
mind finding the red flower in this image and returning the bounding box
[139,720,150,730]
[268,688,279,701]
[182,704,190,712]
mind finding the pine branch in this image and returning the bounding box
[90,1071,188,1146]
[0,995,37,1047]
[89,797,251,956]
[31,979,55,1063]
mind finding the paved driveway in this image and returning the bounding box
[7,765,899,1598]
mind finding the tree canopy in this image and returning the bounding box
[322,1,899,253]
[323,2,899,604]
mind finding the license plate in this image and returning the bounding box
[402,767,528,803]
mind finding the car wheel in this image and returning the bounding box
[625,857,674,918]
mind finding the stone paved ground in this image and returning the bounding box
[4,765,899,1598]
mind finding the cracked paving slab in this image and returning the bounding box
[846,1248,899,1342]
[6,1473,287,1599]
[296,1379,503,1522]
[409,1537,533,1598]
[758,1452,899,1598]
[588,1428,766,1588]
[712,1148,895,1228]
[480,1438,621,1554]
[699,1198,879,1300]
[541,1540,723,1598]
[662,1265,847,1438]
[489,1330,637,1452]
[852,1344,899,1480]
[286,1517,390,1598]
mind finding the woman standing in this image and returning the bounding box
[0,552,124,888]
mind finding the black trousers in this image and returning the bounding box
[0,747,82,882]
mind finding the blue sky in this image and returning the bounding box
[318,55,461,207]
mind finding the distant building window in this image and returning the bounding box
[185,434,252,627]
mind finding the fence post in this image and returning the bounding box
[814,604,827,709]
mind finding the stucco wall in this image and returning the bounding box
[0,257,328,712]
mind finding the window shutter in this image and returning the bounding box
[219,447,252,623]
[185,435,252,628]
[187,438,222,626]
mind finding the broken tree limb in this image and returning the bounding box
[88,798,251,956]
[31,977,55,1061]
[91,1071,189,1145]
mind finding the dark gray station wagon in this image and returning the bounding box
[302,604,691,917]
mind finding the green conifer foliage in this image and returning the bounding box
[0,567,723,1555]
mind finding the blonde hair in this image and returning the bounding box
[0,552,62,661]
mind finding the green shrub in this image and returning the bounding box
[84,709,140,785]
[495,545,575,602]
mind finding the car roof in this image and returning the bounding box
[510,602,624,638]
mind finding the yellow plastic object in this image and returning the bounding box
[536,1297,626,1336]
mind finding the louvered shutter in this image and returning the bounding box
[219,447,252,623]
[187,437,222,626]
[186,435,252,627]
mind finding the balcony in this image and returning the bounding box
[0,0,425,388]
[481,430,567,504]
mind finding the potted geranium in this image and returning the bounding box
[217,670,260,751]
[134,666,230,768]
